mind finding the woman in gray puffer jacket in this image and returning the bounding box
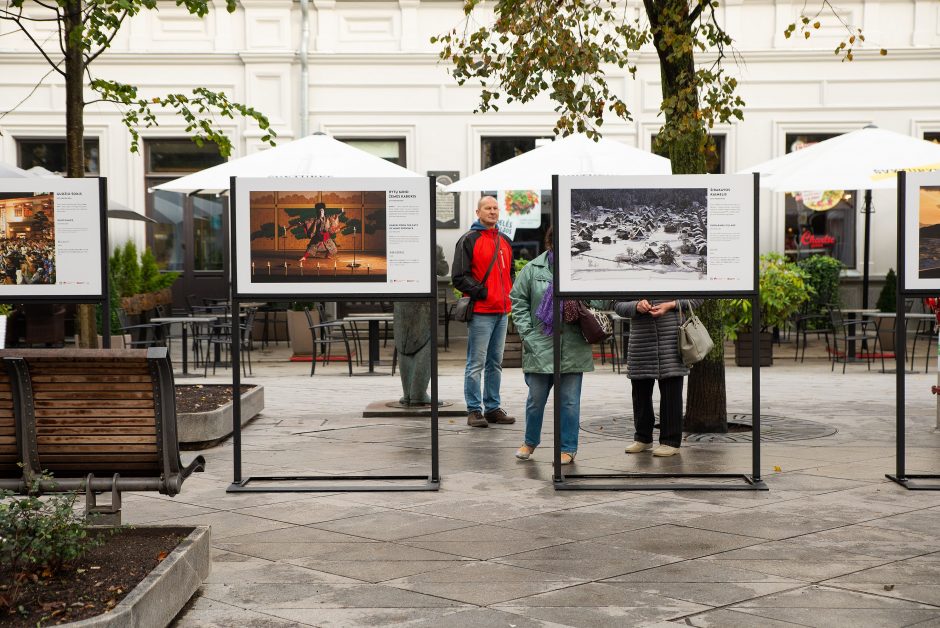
[614,298,702,457]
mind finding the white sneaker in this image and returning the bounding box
[652,444,680,457]
[625,441,653,454]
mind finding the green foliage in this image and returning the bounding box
[91,80,276,157]
[0,474,103,612]
[139,247,160,294]
[723,254,811,340]
[290,302,317,312]
[433,0,744,149]
[877,268,898,313]
[797,254,843,309]
[119,241,141,298]
[1,0,274,158]
[0,304,12,316]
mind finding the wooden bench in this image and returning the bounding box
[0,348,205,523]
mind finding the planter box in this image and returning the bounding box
[734,332,773,367]
[502,330,523,368]
[178,384,264,448]
[286,309,314,357]
[66,526,210,628]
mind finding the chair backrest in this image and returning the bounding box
[116,308,132,328]
[303,306,315,327]
[241,309,257,342]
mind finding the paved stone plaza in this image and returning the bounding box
[128,341,940,627]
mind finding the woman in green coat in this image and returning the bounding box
[509,228,608,464]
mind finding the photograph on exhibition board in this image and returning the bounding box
[556,174,755,295]
[0,177,102,297]
[234,177,433,297]
[904,170,940,290]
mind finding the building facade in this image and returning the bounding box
[1,0,938,303]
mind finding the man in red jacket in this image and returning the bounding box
[452,196,516,428]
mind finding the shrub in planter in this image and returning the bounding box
[99,243,180,334]
[877,268,897,313]
[0,475,103,612]
[796,254,843,328]
[724,253,811,365]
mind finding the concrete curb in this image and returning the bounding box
[178,385,264,447]
[66,525,211,628]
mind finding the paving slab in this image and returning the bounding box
[149,354,940,625]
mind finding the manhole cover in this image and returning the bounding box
[580,413,837,443]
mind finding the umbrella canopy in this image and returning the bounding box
[153,133,422,195]
[445,134,671,192]
[739,126,940,192]
[0,162,32,177]
[739,126,940,309]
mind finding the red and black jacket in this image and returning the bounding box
[452,222,514,314]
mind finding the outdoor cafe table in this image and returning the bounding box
[866,311,937,372]
[342,313,394,374]
[150,316,217,377]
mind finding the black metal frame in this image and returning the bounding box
[0,177,111,346]
[550,173,767,491]
[226,175,441,493]
[887,171,940,490]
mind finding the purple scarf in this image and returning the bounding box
[535,251,556,336]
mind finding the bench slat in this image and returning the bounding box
[34,392,154,400]
[30,375,154,384]
[34,400,154,409]
[32,384,154,392]
[35,408,157,418]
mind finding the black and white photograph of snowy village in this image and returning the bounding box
[569,187,708,283]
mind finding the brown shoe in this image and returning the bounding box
[484,408,515,424]
[467,411,488,428]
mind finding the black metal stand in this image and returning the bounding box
[226,175,441,493]
[887,171,940,490]
[551,173,766,491]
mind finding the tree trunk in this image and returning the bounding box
[647,0,727,432]
[64,0,97,348]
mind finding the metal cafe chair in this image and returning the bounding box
[826,305,884,373]
[204,308,257,376]
[303,306,354,376]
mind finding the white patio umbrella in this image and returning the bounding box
[153,132,421,195]
[738,126,940,307]
[444,133,671,192]
[0,162,32,177]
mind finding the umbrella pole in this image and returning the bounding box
[862,189,873,309]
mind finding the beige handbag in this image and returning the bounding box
[677,301,714,366]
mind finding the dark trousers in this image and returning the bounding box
[631,376,684,448]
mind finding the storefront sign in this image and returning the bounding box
[800,232,836,248]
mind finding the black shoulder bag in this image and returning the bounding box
[452,242,501,323]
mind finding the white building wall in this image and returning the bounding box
[0,0,937,290]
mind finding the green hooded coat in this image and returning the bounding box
[509,251,609,374]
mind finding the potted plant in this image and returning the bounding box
[0,303,10,349]
[286,301,318,357]
[875,268,898,351]
[725,253,811,366]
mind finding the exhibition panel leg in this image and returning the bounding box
[887,171,940,491]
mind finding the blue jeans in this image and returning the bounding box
[523,372,582,455]
[464,313,507,413]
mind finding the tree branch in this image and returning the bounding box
[85,9,127,64]
[0,10,66,76]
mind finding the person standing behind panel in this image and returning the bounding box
[510,227,609,464]
[452,196,515,428]
[615,297,702,457]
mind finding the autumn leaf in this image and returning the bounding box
[157,551,169,561]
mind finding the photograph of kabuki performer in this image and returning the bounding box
[249,190,387,283]
[0,192,56,285]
